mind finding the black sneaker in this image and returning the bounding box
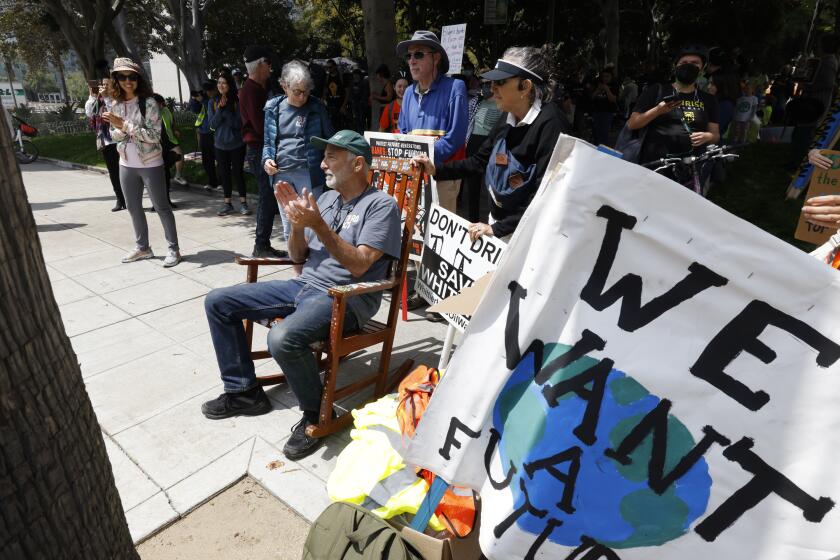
[111,202,126,212]
[201,386,272,419]
[425,311,446,323]
[252,245,289,258]
[283,416,324,460]
[405,293,426,310]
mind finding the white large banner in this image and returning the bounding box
[405,135,840,560]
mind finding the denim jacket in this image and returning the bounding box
[262,95,333,189]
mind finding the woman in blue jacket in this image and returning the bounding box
[262,60,333,240]
[210,70,250,216]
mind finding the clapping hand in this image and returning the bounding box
[274,182,323,229]
[218,94,228,108]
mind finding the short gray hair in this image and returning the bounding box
[280,60,314,91]
[244,59,261,75]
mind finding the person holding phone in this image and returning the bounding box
[84,59,126,211]
[628,46,720,176]
[102,57,181,267]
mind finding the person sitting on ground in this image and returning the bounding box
[209,70,251,216]
[202,130,400,460]
[263,60,333,241]
[412,46,569,243]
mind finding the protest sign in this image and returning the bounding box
[365,132,438,261]
[441,24,467,75]
[406,135,840,560]
[795,150,840,245]
[415,204,506,331]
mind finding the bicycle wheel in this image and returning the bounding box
[15,140,39,164]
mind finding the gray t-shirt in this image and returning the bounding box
[276,100,309,170]
[298,188,401,325]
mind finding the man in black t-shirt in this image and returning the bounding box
[628,47,720,172]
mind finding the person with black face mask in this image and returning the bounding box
[627,46,720,182]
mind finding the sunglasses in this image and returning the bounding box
[490,78,511,86]
[405,51,435,61]
[116,73,139,82]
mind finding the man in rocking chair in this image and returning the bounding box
[202,130,401,460]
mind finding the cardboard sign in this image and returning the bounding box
[441,24,467,75]
[415,205,506,331]
[795,150,840,245]
[365,132,438,262]
[406,135,840,560]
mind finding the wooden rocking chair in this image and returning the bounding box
[233,159,425,438]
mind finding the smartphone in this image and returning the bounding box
[660,93,678,103]
[87,79,99,89]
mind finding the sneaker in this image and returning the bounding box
[217,203,235,216]
[252,245,289,258]
[163,250,181,268]
[283,417,324,460]
[425,311,446,323]
[173,176,188,186]
[405,293,426,310]
[121,248,154,263]
[239,202,252,215]
[203,184,214,191]
[201,387,272,420]
[111,202,126,212]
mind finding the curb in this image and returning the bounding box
[38,157,258,203]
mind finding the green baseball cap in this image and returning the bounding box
[310,129,372,165]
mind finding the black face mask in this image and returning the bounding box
[675,63,701,85]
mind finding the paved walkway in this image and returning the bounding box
[22,161,449,542]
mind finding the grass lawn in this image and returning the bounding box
[32,126,257,193]
[708,142,813,252]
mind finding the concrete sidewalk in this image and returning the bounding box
[22,161,450,542]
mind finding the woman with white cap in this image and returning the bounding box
[413,45,569,241]
[103,57,181,267]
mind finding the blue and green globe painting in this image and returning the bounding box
[492,342,713,548]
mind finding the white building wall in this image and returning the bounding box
[148,53,190,104]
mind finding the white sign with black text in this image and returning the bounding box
[415,204,506,331]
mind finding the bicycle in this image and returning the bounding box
[642,144,739,197]
[11,115,39,164]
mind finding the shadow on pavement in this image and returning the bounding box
[36,222,87,232]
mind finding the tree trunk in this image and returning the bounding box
[3,58,18,109]
[0,107,138,558]
[108,10,147,76]
[601,0,620,72]
[55,57,68,102]
[163,0,207,91]
[362,0,399,128]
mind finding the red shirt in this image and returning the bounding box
[239,78,267,148]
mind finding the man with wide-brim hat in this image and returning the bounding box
[395,30,466,215]
[395,30,468,320]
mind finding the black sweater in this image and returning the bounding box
[435,101,569,238]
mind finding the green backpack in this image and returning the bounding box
[303,502,424,560]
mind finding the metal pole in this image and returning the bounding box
[438,323,458,370]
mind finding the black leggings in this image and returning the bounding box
[199,132,218,187]
[216,144,247,198]
[101,143,125,205]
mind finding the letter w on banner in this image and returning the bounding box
[405,135,840,560]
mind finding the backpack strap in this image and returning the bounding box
[139,96,147,121]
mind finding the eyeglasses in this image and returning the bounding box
[116,74,139,82]
[290,88,310,97]
[405,51,435,61]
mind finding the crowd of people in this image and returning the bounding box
[74,30,840,460]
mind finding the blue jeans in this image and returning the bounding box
[204,279,359,414]
[247,145,277,249]
[270,167,322,241]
